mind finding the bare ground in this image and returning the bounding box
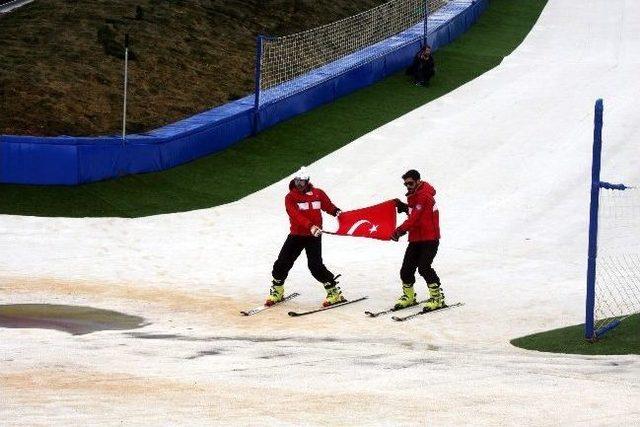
[0,0,388,136]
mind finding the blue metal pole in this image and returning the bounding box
[585,99,604,340]
[423,0,429,47]
[253,35,263,135]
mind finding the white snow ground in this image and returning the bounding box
[2,0,640,425]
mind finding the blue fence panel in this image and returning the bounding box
[77,137,163,184]
[384,39,422,75]
[156,103,255,170]
[258,78,336,130]
[333,61,380,100]
[0,136,79,185]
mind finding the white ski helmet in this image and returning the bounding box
[294,166,310,181]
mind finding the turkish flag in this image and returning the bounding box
[333,200,397,241]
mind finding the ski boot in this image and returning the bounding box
[322,275,345,307]
[265,278,284,306]
[423,283,445,312]
[394,284,417,309]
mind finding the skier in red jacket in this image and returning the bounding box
[391,169,445,312]
[266,167,345,307]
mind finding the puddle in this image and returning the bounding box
[0,304,147,335]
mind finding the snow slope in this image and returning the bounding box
[1,0,640,424]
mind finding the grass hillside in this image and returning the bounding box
[0,0,388,136]
[0,0,548,217]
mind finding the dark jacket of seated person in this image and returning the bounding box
[406,45,435,86]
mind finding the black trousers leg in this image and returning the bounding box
[417,241,440,284]
[420,69,434,86]
[412,66,422,83]
[304,236,335,285]
[272,235,306,282]
[400,241,440,285]
[400,243,422,285]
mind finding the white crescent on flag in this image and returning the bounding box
[346,219,372,235]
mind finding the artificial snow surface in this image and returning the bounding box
[2,0,640,424]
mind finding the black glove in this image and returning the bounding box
[394,198,409,214]
[391,228,406,242]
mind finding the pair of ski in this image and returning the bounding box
[241,293,463,320]
[366,300,464,321]
[240,292,368,317]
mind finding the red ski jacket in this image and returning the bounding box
[285,180,340,236]
[397,181,440,242]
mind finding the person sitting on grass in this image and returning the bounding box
[406,44,435,87]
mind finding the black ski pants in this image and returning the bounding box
[408,56,435,85]
[400,240,440,285]
[272,234,334,284]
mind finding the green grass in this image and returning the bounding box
[511,314,640,355]
[0,0,547,217]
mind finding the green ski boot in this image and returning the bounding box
[265,279,285,306]
[394,284,417,309]
[323,286,346,307]
[423,283,445,312]
[322,275,345,307]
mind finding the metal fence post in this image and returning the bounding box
[122,33,129,143]
[253,35,264,135]
[585,99,604,340]
[423,0,429,46]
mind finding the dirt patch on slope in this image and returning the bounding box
[1,367,426,424]
[0,275,379,336]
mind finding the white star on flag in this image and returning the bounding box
[369,224,378,234]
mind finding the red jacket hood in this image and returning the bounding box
[407,181,436,198]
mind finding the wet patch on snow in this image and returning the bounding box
[0,304,147,335]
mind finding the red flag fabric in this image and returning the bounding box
[333,200,397,241]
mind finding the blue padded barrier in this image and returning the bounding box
[333,59,381,99]
[0,0,487,185]
[77,136,164,184]
[384,39,423,76]
[257,78,335,131]
[0,136,80,185]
